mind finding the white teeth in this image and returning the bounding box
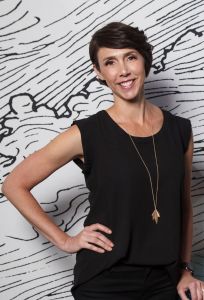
[120,80,133,87]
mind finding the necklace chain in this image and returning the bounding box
[128,132,160,223]
[115,107,160,224]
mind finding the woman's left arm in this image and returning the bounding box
[177,133,204,300]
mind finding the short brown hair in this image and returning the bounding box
[89,22,153,77]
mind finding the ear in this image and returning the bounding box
[93,64,105,81]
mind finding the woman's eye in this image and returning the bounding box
[128,55,137,61]
[105,60,114,66]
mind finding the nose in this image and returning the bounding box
[119,61,130,77]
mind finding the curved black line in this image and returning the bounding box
[36,69,60,84]
[11,122,55,135]
[0,37,15,43]
[0,69,47,100]
[76,0,99,16]
[0,0,22,17]
[6,229,39,242]
[19,34,50,45]
[41,184,85,205]
[0,50,40,62]
[0,248,20,257]
[11,275,73,300]
[44,2,87,27]
[53,76,87,109]
[0,16,40,37]
[54,193,89,218]
[0,153,16,167]
[0,280,22,289]
[24,127,59,134]
[159,3,204,28]
[5,139,18,146]
[0,45,13,51]
[0,10,28,31]
[53,30,71,45]
[146,0,178,18]
[32,41,55,50]
[120,0,155,21]
[75,12,94,25]
[0,268,72,293]
[20,115,54,122]
[25,140,38,149]
[34,80,58,98]
[157,0,202,22]
[147,12,202,42]
[44,204,58,214]
[45,255,70,264]
[1,245,56,268]
[0,54,49,81]
[0,72,26,92]
[175,40,204,52]
[65,211,89,233]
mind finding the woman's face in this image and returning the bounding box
[94,47,146,103]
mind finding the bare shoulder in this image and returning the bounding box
[37,124,83,166]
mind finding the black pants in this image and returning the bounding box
[72,263,179,300]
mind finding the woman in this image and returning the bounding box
[2,22,204,300]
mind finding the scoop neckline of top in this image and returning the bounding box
[102,108,166,140]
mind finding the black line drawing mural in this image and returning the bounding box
[0,0,204,298]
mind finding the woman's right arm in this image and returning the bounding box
[2,125,114,254]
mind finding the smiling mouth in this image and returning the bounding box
[119,79,135,89]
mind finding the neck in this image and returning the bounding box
[108,98,151,126]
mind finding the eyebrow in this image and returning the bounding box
[103,50,138,62]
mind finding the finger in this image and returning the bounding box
[197,288,202,300]
[84,241,105,253]
[202,285,204,300]
[189,282,198,300]
[196,282,203,300]
[178,289,190,300]
[82,227,114,247]
[80,230,111,253]
[88,223,112,234]
[89,231,114,247]
[87,236,113,251]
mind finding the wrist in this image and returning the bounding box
[58,234,72,253]
[50,229,71,251]
[179,261,194,276]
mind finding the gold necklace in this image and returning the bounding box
[114,108,160,224]
[129,132,160,224]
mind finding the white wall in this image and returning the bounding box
[0,0,204,298]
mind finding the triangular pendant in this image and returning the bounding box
[152,209,160,224]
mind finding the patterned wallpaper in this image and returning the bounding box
[0,0,204,298]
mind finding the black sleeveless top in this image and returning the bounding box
[71,109,192,290]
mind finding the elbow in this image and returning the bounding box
[2,176,13,198]
[2,175,26,199]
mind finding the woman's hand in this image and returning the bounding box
[61,223,114,254]
[177,271,204,300]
